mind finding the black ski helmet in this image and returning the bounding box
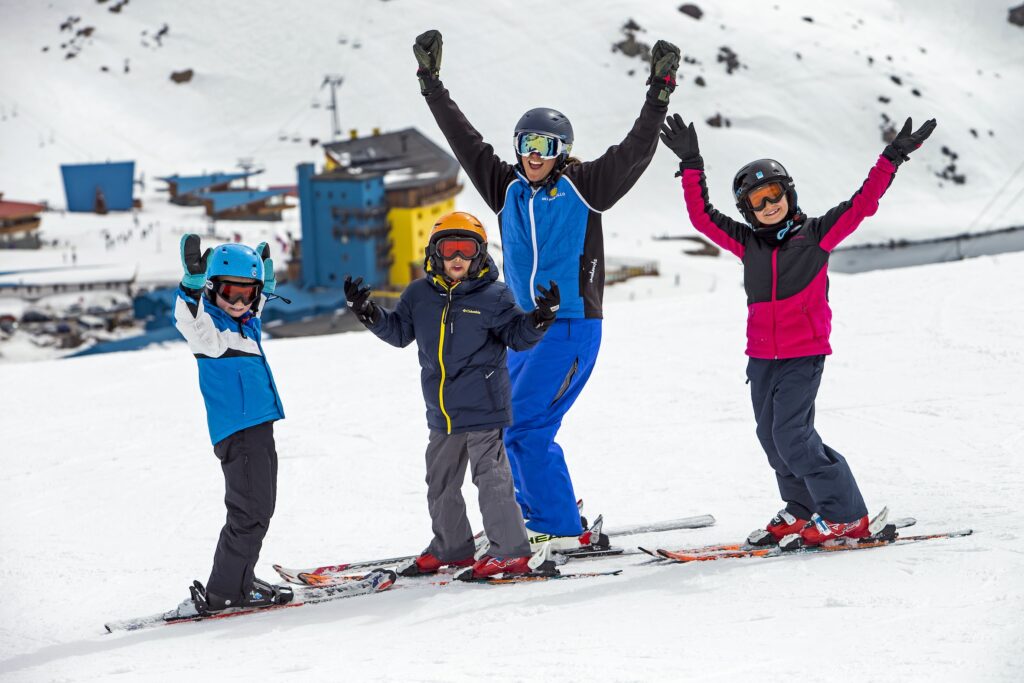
[732,159,798,227]
[514,107,574,163]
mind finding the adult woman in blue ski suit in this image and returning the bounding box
[412,30,679,544]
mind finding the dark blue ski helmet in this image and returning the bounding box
[514,107,574,160]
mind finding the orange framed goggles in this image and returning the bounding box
[745,182,786,211]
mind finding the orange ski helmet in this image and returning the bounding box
[426,211,489,277]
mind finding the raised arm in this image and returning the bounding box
[817,117,937,251]
[568,40,679,211]
[415,30,515,213]
[344,276,415,348]
[660,115,749,259]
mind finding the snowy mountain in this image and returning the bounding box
[2,0,1023,249]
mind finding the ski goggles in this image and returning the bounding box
[211,280,260,305]
[744,182,787,212]
[435,237,481,260]
[515,132,566,160]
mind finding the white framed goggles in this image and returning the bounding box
[514,132,568,160]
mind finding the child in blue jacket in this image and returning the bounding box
[173,235,290,613]
[344,212,560,579]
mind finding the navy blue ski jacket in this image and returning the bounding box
[366,259,546,434]
[173,288,285,445]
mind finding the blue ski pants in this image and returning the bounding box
[505,318,602,537]
[747,355,867,523]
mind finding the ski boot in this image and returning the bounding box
[396,551,474,577]
[456,542,560,581]
[526,515,611,553]
[746,509,809,547]
[780,507,891,551]
[190,577,294,615]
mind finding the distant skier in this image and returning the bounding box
[344,212,560,578]
[412,29,679,549]
[659,114,937,547]
[173,235,291,612]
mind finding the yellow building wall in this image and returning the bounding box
[388,197,456,286]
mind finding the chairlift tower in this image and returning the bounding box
[321,75,344,142]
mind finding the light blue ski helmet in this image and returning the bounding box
[206,243,264,282]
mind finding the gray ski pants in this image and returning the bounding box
[424,428,531,561]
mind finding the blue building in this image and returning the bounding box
[60,161,136,213]
[157,171,263,206]
[296,163,390,288]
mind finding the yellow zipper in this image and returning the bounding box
[436,278,459,434]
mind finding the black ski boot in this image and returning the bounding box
[190,578,294,615]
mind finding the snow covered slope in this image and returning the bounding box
[1,248,1021,681]
[2,0,1023,247]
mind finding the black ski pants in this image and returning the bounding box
[746,355,867,523]
[207,421,278,599]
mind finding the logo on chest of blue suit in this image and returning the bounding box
[540,189,566,202]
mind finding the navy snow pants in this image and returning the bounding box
[207,421,278,599]
[505,318,602,537]
[746,355,867,523]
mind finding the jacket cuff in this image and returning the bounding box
[676,158,704,176]
[419,72,444,98]
[645,83,672,107]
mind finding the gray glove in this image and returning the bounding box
[413,30,443,95]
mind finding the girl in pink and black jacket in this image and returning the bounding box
[660,114,936,549]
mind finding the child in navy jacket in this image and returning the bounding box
[345,212,560,579]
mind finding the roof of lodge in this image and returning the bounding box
[322,127,459,191]
[197,188,291,213]
[0,196,45,219]
[157,171,263,196]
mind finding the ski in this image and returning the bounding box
[275,511,715,586]
[104,568,397,633]
[638,516,918,560]
[449,569,623,585]
[655,526,972,564]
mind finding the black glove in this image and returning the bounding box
[883,117,937,167]
[344,275,380,326]
[647,40,680,104]
[413,30,443,96]
[531,280,560,330]
[179,234,210,292]
[660,113,703,172]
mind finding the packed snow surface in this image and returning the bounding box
[2,248,1022,681]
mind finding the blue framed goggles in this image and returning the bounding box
[515,132,567,160]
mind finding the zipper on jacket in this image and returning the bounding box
[437,280,459,434]
[771,247,779,359]
[528,186,540,303]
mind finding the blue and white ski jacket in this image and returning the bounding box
[424,85,666,318]
[173,288,284,445]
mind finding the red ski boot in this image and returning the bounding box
[397,551,474,577]
[468,555,532,579]
[746,509,809,547]
[793,513,871,548]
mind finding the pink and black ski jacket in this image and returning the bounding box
[680,155,897,359]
